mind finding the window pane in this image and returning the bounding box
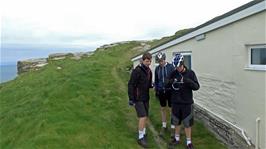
[184,55,191,69]
[251,48,266,65]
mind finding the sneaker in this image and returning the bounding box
[159,127,167,139]
[169,138,179,146]
[137,137,148,148]
[170,128,175,138]
[186,143,194,149]
[144,133,148,138]
[144,133,148,141]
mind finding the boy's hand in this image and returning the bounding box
[128,99,135,106]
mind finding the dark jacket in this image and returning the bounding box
[167,67,200,104]
[128,64,152,101]
[154,62,175,91]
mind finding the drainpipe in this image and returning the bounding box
[196,103,252,146]
[255,117,260,149]
[241,129,252,146]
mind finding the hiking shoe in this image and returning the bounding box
[144,133,147,138]
[170,128,175,138]
[144,133,148,141]
[169,138,179,146]
[137,137,148,148]
[187,143,194,149]
[159,127,167,139]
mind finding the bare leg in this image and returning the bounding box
[139,117,147,131]
[161,107,167,125]
[172,125,181,142]
[169,108,175,127]
[185,127,192,146]
[175,125,181,135]
[184,127,191,138]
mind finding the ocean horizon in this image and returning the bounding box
[0,64,17,83]
[1,44,96,84]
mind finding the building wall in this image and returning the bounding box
[132,11,266,148]
[170,11,265,149]
[133,60,140,69]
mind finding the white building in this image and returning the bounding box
[131,0,266,149]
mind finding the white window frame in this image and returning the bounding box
[247,44,266,71]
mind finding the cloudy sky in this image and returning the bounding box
[1,0,251,64]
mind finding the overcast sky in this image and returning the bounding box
[1,0,252,63]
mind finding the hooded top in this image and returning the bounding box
[167,67,200,104]
[154,62,175,91]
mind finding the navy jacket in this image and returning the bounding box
[154,62,175,91]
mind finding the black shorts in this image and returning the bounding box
[135,101,149,118]
[157,90,171,107]
[172,104,194,128]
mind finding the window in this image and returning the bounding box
[173,52,192,69]
[154,55,160,64]
[248,45,266,70]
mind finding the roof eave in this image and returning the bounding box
[131,0,266,61]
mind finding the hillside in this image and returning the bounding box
[147,28,193,49]
[0,41,226,149]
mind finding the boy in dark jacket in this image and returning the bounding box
[154,52,175,138]
[128,52,152,148]
[168,53,200,149]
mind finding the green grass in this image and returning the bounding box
[147,28,192,49]
[0,41,226,149]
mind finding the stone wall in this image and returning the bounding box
[194,104,254,149]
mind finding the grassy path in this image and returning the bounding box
[111,49,167,149]
[0,42,227,149]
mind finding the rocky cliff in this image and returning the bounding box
[17,41,150,74]
[17,51,94,74]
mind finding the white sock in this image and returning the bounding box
[139,130,144,139]
[162,122,167,128]
[170,124,175,129]
[186,138,191,145]
[175,134,180,141]
[143,128,146,135]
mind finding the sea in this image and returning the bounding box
[0,64,17,83]
[1,44,96,84]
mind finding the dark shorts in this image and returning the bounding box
[172,104,194,128]
[135,101,149,118]
[157,90,171,107]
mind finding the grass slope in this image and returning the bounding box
[148,28,192,49]
[0,41,226,149]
